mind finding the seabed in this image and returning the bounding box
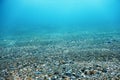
[0,31,120,80]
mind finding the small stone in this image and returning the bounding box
[54,76,57,79]
[81,73,86,77]
[34,71,41,74]
[60,60,66,64]
[62,75,67,79]
[35,77,39,79]
[63,67,66,70]
[48,74,53,77]
[65,73,72,77]
[64,76,70,80]
[71,76,76,79]
[102,68,107,73]
[14,76,21,80]
[81,67,86,72]
[26,77,32,80]
[89,70,96,75]
[72,73,76,76]
[84,70,89,75]
[54,71,59,75]
[111,72,116,75]
[108,41,112,43]
[51,77,56,80]
[95,64,101,68]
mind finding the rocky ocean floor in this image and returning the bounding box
[0,32,120,80]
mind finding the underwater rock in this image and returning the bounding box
[81,73,86,77]
[89,70,96,75]
[84,70,89,75]
[34,71,41,75]
[65,72,72,77]
[54,71,59,75]
[62,75,70,80]
[26,77,33,80]
[101,68,107,73]
[106,41,112,44]
[81,67,86,72]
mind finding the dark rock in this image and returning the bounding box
[72,73,76,76]
[102,68,107,73]
[51,78,56,80]
[54,71,59,75]
[65,72,72,77]
[95,64,101,67]
[88,66,92,70]
[63,67,66,70]
[69,61,74,64]
[116,73,120,79]
[107,41,112,44]
[84,71,88,75]
[81,67,86,72]
[33,64,37,68]
[62,75,67,79]
[72,73,79,78]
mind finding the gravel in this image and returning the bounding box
[0,32,120,80]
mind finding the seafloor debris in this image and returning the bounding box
[0,32,120,80]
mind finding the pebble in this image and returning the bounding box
[54,71,59,75]
[26,77,32,80]
[102,68,107,73]
[81,73,86,77]
[64,76,70,80]
[65,72,72,77]
[89,70,96,75]
[81,67,86,72]
[34,71,41,75]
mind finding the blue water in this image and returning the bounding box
[0,0,120,37]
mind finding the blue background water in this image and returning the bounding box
[0,0,120,36]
